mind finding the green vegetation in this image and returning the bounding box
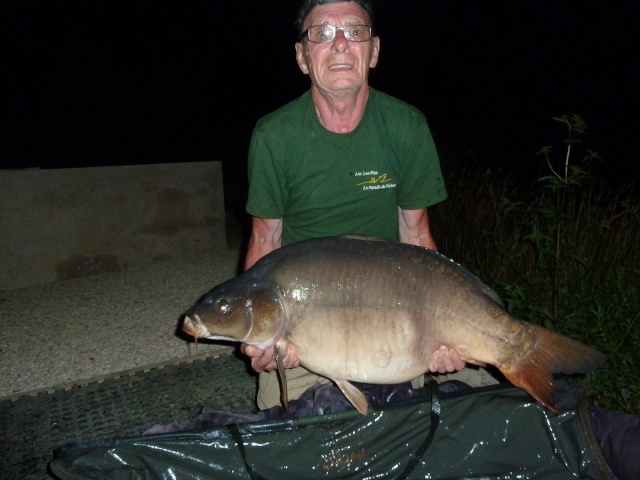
[432,115,640,414]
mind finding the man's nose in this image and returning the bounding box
[331,29,349,51]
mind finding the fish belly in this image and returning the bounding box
[286,306,445,384]
[272,240,511,384]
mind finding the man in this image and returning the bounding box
[241,0,463,411]
[235,3,640,477]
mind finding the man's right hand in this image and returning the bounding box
[240,343,300,373]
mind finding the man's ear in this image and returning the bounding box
[295,42,310,74]
[369,36,380,68]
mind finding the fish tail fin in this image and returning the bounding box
[500,324,606,412]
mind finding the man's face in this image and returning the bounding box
[295,2,380,97]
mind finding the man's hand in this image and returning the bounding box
[241,343,464,375]
[429,346,466,374]
[240,343,300,373]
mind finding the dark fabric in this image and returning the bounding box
[145,381,472,434]
[50,378,614,480]
[589,406,640,480]
[143,381,640,480]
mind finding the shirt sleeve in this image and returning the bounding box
[395,108,448,210]
[245,127,286,219]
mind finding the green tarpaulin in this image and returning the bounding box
[50,377,610,480]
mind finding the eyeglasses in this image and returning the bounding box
[300,24,372,43]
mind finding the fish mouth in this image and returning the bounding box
[182,314,211,343]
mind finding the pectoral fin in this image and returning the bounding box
[334,379,369,415]
[274,343,288,410]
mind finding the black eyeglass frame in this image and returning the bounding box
[299,24,373,43]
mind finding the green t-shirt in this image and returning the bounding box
[246,88,447,246]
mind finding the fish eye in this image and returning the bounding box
[216,299,231,315]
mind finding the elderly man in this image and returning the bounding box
[240,0,463,411]
[235,3,640,478]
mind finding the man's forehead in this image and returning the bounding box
[304,2,370,28]
[297,0,372,31]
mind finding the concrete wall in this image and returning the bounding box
[0,162,226,291]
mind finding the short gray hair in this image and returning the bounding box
[295,0,374,33]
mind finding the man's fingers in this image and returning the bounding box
[429,346,466,374]
[243,343,301,372]
[433,346,448,373]
[241,345,277,373]
[251,357,277,372]
[449,349,466,370]
[240,344,257,357]
[282,343,301,368]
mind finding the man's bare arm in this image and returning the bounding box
[398,207,438,250]
[244,217,283,270]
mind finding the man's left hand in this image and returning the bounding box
[429,346,465,373]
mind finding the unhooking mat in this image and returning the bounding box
[50,376,611,479]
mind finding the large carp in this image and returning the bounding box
[183,235,605,415]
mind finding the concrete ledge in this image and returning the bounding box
[0,162,226,290]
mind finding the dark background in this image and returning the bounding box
[3,1,639,217]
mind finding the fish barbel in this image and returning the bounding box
[182,235,606,415]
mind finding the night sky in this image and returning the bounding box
[3,1,639,210]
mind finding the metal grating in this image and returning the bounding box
[0,352,257,480]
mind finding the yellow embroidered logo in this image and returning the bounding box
[356,173,392,186]
[354,171,397,191]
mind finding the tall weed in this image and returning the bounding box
[432,115,640,414]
